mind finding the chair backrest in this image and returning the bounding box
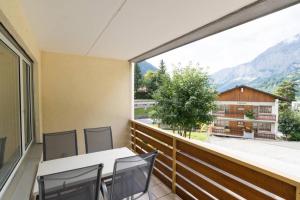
[43,130,78,161]
[84,127,113,153]
[37,164,103,200]
[110,151,158,200]
[0,137,7,168]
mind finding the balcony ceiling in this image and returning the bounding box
[21,0,257,60]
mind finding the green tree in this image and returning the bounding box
[158,60,167,75]
[153,66,217,138]
[278,110,300,140]
[274,80,297,111]
[134,63,142,92]
[143,71,159,97]
[143,61,170,98]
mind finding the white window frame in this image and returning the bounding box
[0,30,34,198]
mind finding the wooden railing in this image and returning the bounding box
[213,111,276,121]
[256,114,276,121]
[130,120,300,200]
[255,132,276,139]
[212,127,243,136]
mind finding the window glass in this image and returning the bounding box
[216,105,225,112]
[258,123,271,131]
[0,40,22,190]
[215,120,229,127]
[259,106,272,113]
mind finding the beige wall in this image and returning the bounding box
[41,52,132,154]
[0,0,43,142]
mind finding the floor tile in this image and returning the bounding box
[150,175,162,188]
[158,193,182,200]
[150,183,172,198]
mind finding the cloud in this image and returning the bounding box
[147,4,300,74]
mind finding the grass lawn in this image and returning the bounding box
[134,107,152,119]
[150,124,209,142]
[189,131,209,141]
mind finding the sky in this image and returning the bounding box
[147,3,300,75]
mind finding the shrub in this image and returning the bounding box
[278,110,300,141]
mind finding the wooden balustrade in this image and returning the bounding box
[256,114,276,121]
[212,127,243,136]
[130,120,300,200]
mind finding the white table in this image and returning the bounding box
[32,147,136,198]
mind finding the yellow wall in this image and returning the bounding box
[41,52,131,154]
[0,0,43,142]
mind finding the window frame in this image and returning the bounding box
[0,27,34,194]
[259,106,272,114]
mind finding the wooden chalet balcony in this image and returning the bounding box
[213,111,276,121]
[211,127,244,137]
[255,132,276,139]
[212,111,244,119]
[256,114,276,121]
[130,120,300,200]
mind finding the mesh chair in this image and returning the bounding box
[0,137,7,168]
[37,164,103,200]
[101,151,158,200]
[84,127,113,153]
[43,130,78,161]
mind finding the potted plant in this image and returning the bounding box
[245,110,255,120]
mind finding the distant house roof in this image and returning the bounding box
[219,85,288,101]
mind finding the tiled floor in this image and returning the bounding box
[147,175,181,200]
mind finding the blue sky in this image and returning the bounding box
[147,3,300,75]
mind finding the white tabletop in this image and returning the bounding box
[32,147,135,197]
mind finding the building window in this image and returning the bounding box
[258,123,271,131]
[216,105,225,112]
[259,106,272,114]
[224,105,230,113]
[0,26,34,191]
[215,120,229,127]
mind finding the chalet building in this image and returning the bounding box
[210,85,286,139]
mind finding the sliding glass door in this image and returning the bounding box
[0,40,22,189]
[0,26,34,191]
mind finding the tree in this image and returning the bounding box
[153,66,217,138]
[158,60,167,75]
[278,110,300,140]
[274,80,297,111]
[143,71,159,97]
[143,62,170,98]
[134,63,143,92]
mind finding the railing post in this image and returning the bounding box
[133,122,137,152]
[172,137,177,193]
[297,184,300,200]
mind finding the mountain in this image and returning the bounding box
[138,61,158,75]
[211,34,300,98]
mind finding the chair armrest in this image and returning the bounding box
[100,182,109,200]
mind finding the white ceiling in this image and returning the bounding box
[21,0,257,60]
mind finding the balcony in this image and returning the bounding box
[256,114,276,121]
[211,127,244,137]
[213,111,276,122]
[130,120,300,200]
[1,0,300,199]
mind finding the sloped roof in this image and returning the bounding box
[219,85,288,101]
